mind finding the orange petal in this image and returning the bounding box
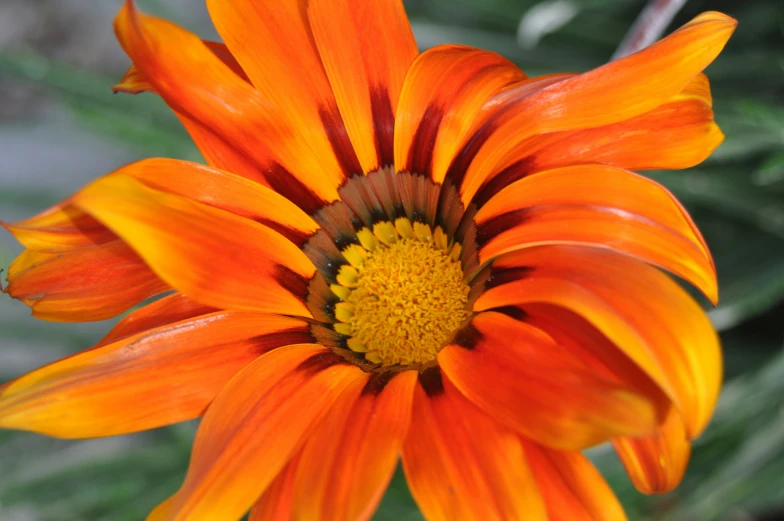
[291,370,416,521]
[442,72,573,190]
[112,87,270,183]
[522,303,669,410]
[110,158,320,245]
[250,376,371,521]
[394,45,526,183]
[472,74,723,207]
[4,156,318,275]
[72,175,316,317]
[402,369,548,521]
[438,312,659,450]
[4,157,318,256]
[479,245,722,438]
[96,292,217,347]
[308,0,418,172]
[250,371,417,521]
[0,312,312,437]
[112,62,151,95]
[248,453,301,521]
[114,1,342,208]
[523,439,628,521]
[529,74,722,173]
[473,164,717,303]
[4,241,167,322]
[175,113,275,186]
[148,345,364,521]
[205,0,362,179]
[458,11,736,203]
[113,40,250,94]
[2,203,112,252]
[613,406,692,494]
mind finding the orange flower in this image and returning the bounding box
[0,2,735,520]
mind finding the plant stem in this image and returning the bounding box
[612,0,689,59]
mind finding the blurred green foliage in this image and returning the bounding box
[0,0,782,520]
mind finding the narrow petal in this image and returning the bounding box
[520,304,691,495]
[402,369,548,521]
[248,455,301,521]
[525,74,723,173]
[205,0,361,179]
[112,62,152,95]
[73,175,316,317]
[249,372,417,521]
[308,0,418,172]
[613,406,691,494]
[458,12,736,203]
[111,158,320,245]
[0,313,312,437]
[473,164,717,303]
[113,40,250,94]
[3,157,318,321]
[479,245,722,438]
[149,346,364,521]
[96,292,216,347]
[114,1,343,208]
[289,370,416,521]
[393,45,526,183]
[471,74,723,207]
[2,204,111,252]
[4,241,167,322]
[523,440,628,521]
[438,312,659,450]
[441,73,572,190]
[4,157,318,256]
[174,114,276,186]
[521,303,669,407]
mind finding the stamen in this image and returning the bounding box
[333,218,471,366]
[303,169,479,368]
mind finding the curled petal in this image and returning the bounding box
[479,245,722,438]
[472,74,723,207]
[613,406,692,494]
[458,12,736,203]
[444,73,573,190]
[113,40,250,94]
[526,74,723,173]
[521,303,669,410]
[438,312,659,450]
[394,45,526,183]
[523,440,628,521]
[473,164,717,303]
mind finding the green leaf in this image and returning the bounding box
[754,150,784,186]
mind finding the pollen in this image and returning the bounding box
[335,220,471,366]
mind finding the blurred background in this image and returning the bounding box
[0,0,782,520]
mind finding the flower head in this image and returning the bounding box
[1,2,735,520]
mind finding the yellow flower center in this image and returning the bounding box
[331,218,471,366]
